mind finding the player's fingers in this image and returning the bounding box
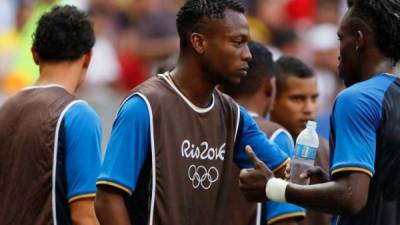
[245,145,262,167]
[299,172,308,179]
[239,168,251,185]
[300,167,323,179]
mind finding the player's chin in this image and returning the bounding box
[297,120,308,131]
[232,71,247,84]
[224,75,242,85]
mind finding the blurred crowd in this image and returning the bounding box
[0,0,350,144]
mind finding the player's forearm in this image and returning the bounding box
[72,214,99,225]
[70,198,100,225]
[271,218,299,225]
[95,187,131,225]
[285,174,369,215]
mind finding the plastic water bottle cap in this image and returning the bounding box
[306,120,317,130]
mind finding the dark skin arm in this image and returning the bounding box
[287,172,370,215]
[95,186,131,225]
[70,198,99,225]
[239,146,371,215]
[272,219,300,225]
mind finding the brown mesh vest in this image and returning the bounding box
[0,86,76,225]
[130,74,240,225]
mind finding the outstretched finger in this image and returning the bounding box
[245,145,262,167]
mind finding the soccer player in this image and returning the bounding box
[239,0,400,225]
[94,1,290,225]
[271,56,331,225]
[222,41,305,225]
[0,5,101,225]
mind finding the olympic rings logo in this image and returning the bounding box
[187,164,219,190]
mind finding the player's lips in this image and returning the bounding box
[299,119,313,125]
[238,66,249,76]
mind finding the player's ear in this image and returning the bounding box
[264,77,276,98]
[355,30,365,53]
[82,50,92,69]
[190,32,207,54]
[31,47,40,65]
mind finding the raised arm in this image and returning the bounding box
[286,172,370,214]
[239,146,371,215]
[234,108,289,176]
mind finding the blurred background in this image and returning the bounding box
[0,0,351,147]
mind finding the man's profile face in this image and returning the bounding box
[270,76,318,137]
[337,10,362,87]
[203,10,252,85]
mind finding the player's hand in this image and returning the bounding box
[299,166,329,184]
[238,145,273,202]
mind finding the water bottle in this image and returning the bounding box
[290,120,319,185]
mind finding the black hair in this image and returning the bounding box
[32,5,95,62]
[223,41,275,97]
[271,28,298,49]
[176,0,245,51]
[275,55,314,94]
[350,0,400,64]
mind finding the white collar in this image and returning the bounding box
[247,111,260,118]
[159,72,215,114]
[22,84,66,91]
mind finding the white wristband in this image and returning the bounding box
[265,178,288,203]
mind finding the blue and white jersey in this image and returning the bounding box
[60,100,102,202]
[330,74,400,225]
[54,99,102,224]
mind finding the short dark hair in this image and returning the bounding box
[275,55,314,94]
[32,5,95,62]
[176,0,245,51]
[350,0,400,64]
[223,41,275,97]
[271,28,298,49]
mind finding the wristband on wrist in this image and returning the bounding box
[265,178,288,203]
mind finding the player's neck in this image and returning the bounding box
[361,49,393,81]
[235,96,266,118]
[170,61,215,108]
[35,62,84,95]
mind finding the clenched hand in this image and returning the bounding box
[238,145,274,202]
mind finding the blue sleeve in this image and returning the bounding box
[330,90,381,177]
[64,101,102,202]
[264,201,305,225]
[97,95,150,195]
[271,130,294,157]
[234,107,289,171]
[264,129,305,224]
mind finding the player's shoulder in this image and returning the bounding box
[66,100,99,121]
[118,94,148,115]
[255,118,283,138]
[126,75,168,103]
[215,89,241,112]
[336,74,396,105]
[63,100,101,135]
